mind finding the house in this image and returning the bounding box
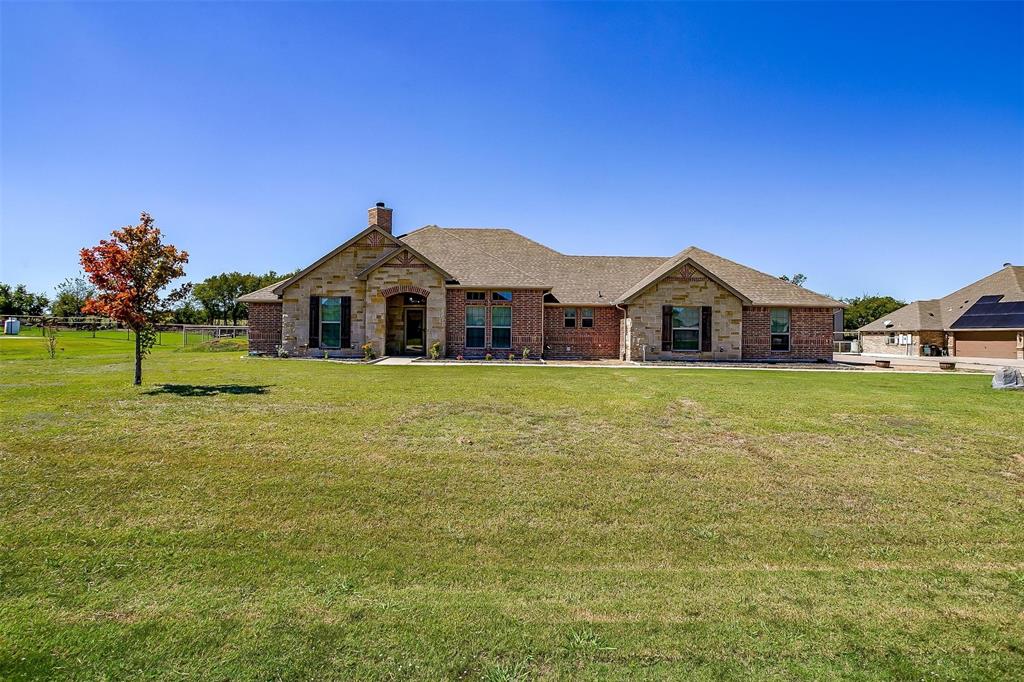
[240,203,843,361]
[857,264,1024,359]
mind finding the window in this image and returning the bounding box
[466,306,485,348]
[492,290,512,302]
[491,306,511,349]
[466,291,485,301]
[564,308,576,327]
[581,308,594,328]
[671,306,700,351]
[886,332,896,345]
[770,308,790,351]
[320,297,342,348]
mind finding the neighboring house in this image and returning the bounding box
[857,264,1024,359]
[241,203,843,361]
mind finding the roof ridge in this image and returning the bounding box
[435,226,566,257]
[396,224,438,239]
[686,245,840,302]
[942,265,1024,303]
[436,227,550,286]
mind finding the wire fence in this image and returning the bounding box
[833,331,860,354]
[2,315,248,347]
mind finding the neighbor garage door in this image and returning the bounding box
[954,331,1018,359]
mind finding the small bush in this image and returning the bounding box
[361,342,375,360]
[456,354,464,361]
[429,341,441,360]
[508,353,515,361]
[522,347,530,360]
[276,345,289,358]
[485,353,493,361]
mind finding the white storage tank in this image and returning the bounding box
[4,318,21,335]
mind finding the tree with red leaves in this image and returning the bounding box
[80,213,189,385]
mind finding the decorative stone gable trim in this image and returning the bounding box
[381,250,430,268]
[359,231,391,247]
[666,263,706,282]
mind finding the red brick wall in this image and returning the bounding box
[741,306,834,361]
[543,306,623,359]
[445,289,544,358]
[247,302,283,354]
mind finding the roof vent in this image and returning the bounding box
[1004,262,1013,268]
[883,320,893,328]
[376,202,386,208]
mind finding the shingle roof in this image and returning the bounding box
[400,228,843,307]
[858,265,1024,332]
[239,224,846,309]
[858,300,944,332]
[238,280,287,303]
[616,246,843,307]
[398,227,551,289]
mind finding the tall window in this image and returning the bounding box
[492,290,512,302]
[581,308,594,328]
[466,306,485,348]
[320,297,342,348]
[492,306,511,348]
[564,308,576,327]
[770,308,791,351]
[671,306,700,351]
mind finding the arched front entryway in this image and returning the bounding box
[382,286,431,355]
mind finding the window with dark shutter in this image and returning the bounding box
[701,306,712,352]
[661,305,672,351]
[308,296,320,348]
[340,296,351,348]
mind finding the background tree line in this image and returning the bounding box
[778,273,907,330]
[174,270,298,325]
[1,269,296,323]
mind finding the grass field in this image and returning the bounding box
[1,334,1022,680]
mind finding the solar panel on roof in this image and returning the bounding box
[950,297,1024,329]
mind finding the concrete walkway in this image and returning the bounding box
[384,357,971,374]
[374,356,419,366]
[836,352,1023,373]
[368,353,1019,374]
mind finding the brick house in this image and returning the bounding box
[240,203,844,361]
[857,264,1024,359]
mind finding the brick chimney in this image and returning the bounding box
[368,202,393,234]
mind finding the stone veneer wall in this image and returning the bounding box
[247,301,283,354]
[445,288,544,358]
[543,305,623,359]
[624,263,743,361]
[859,330,946,357]
[742,307,835,361]
[280,233,393,355]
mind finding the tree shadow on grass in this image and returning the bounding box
[143,384,272,397]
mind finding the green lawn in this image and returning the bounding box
[1,335,1022,680]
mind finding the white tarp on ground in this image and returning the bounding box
[992,366,1024,390]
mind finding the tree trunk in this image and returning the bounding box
[134,328,142,385]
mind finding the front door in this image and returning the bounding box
[404,309,424,354]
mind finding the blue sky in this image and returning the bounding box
[2,1,1022,302]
